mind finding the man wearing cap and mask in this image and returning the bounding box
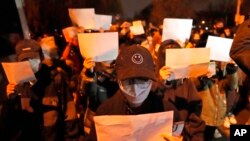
[86,45,165,141]
[4,39,80,141]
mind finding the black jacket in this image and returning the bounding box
[87,90,164,141]
[2,64,80,141]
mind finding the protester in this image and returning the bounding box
[155,39,205,141]
[61,26,83,75]
[86,44,180,141]
[141,29,162,64]
[78,57,118,136]
[1,6,249,140]
[2,39,80,141]
[210,18,226,37]
[191,60,239,140]
[224,27,234,39]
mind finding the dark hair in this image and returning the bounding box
[195,31,213,47]
[156,39,186,88]
[156,39,182,72]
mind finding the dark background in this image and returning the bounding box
[0,0,250,36]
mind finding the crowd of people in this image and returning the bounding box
[0,16,249,141]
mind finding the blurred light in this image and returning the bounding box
[205,27,209,30]
[201,20,205,24]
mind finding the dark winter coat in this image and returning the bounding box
[87,90,164,141]
[2,64,79,141]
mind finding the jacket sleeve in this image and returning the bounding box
[78,68,99,112]
[217,63,239,93]
[185,79,205,141]
[224,63,239,91]
[187,79,202,117]
[184,113,205,141]
[78,68,97,97]
[230,19,250,75]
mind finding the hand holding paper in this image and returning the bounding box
[159,66,174,81]
[83,57,95,72]
[161,134,183,141]
[6,83,17,96]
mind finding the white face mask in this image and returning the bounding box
[28,58,41,73]
[118,79,153,107]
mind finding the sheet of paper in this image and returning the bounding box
[162,18,193,47]
[15,0,23,8]
[165,48,210,80]
[130,25,145,35]
[172,121,184,137]
[187,63,210,78]
[208,61,216,76]
[62,26,78,42]
[68,8,96,29]
[78,32,119,62]
[205,35,233,62]
[94,111,173,141]
[1,61,36,84]
[129,20,145,35]
[132,20,143,26]
[94,14,112,30]
[40,36,57,49]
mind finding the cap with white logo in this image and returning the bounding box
[115,44,156,81]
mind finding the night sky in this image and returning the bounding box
[0,0,239,34]
[0,0,21,33]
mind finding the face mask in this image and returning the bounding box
[118,79,153,107]
[28,58,41,73]
[42,50,50,59]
